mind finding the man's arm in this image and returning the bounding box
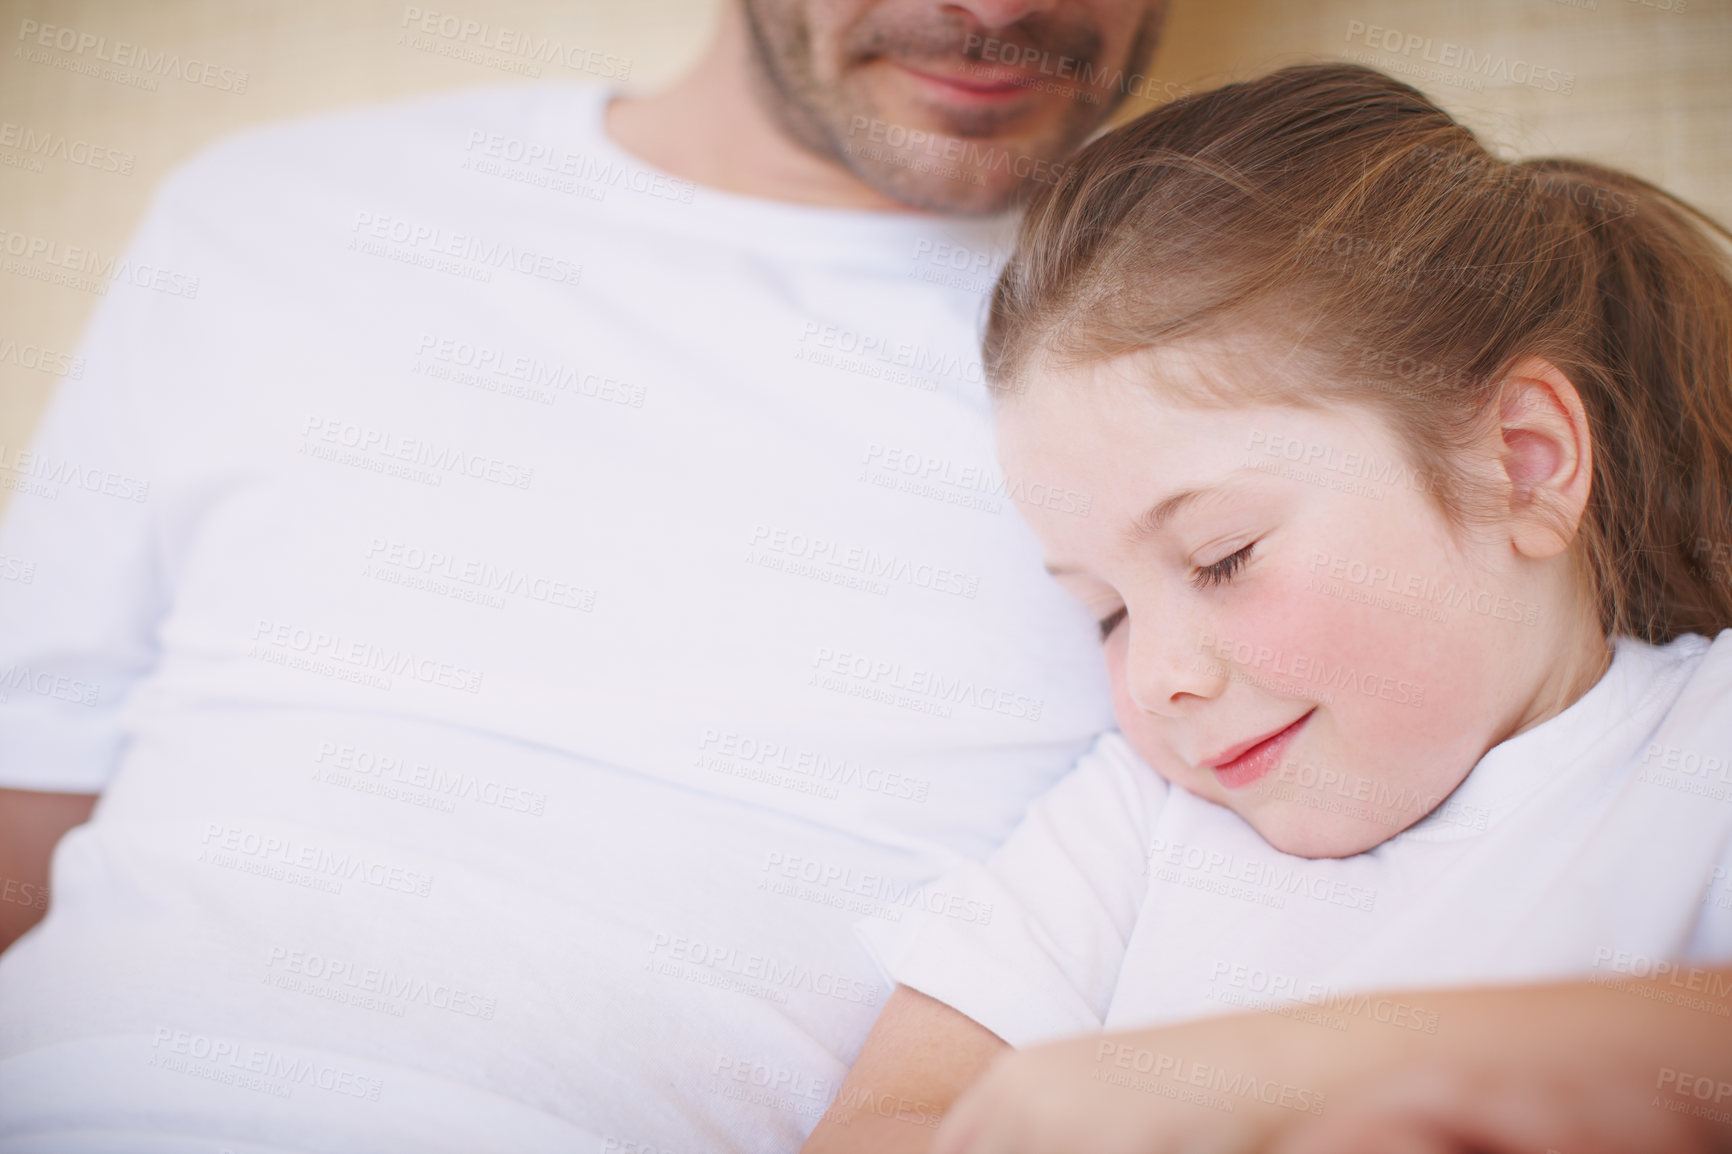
[801,985,1008,1154]
[928,968,1732,1154]
[0,787,96,953]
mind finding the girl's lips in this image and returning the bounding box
[1206,710,1314,790]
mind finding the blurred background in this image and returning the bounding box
[2,0,1729,518]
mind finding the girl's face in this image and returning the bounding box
[998,350,1578,858]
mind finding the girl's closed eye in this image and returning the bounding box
[1096,541,1257,641]
[1192,541,1257,590]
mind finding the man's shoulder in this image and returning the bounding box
[155,83,607,216]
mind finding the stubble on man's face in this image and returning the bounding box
[740,0,1164,214]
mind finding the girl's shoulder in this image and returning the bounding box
[1623,629,1732,785]
[1616,629,1729,732]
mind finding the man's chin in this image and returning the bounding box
[834,131,1064,214]
[828,81,1081,212]
[846,163,1029,215]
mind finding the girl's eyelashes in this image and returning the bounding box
[1093,539,1258,640]
[1192,541,1257,589]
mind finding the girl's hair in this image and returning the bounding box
[986,63,1732,644]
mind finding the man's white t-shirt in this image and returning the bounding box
[860,632,1732,1050]
[0,84,1114,1152]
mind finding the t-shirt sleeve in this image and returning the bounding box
[0,213,181,792]
[1682,830,1732,964]
[855,732,1167,1047]
[1663,631,1732,966]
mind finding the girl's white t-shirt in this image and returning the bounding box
[859,631,1732,1047]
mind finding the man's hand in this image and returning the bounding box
[0,787,96,953]
[930,1009,1324,1154]
[930,973,1732,1154]
[1272,1059,1720,1154]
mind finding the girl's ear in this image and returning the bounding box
[1487,356,1594,560]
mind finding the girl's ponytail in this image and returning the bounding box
[1518,158,1732,641]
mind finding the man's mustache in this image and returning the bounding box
[845,12,1105,80]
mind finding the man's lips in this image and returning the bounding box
[894,61,1040,101]
[1201,710,1315,790]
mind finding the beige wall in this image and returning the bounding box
[2,0,1728,519]
[1150,0,1732,218]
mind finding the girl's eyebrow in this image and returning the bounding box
[1126,484,1218,544]
[1032,471,1253,575]
[1042,483,1226,577]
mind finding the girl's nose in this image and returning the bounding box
[1121,616,1228,717]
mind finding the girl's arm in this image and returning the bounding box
[801,985,1008,1154]
[805,736,1164,1151]
[928,967,1732,1154]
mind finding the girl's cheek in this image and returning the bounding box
[1204,569,1364,697]
[1283,576,1371,666]
[1256,557,1472,757]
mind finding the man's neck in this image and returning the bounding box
[605,6,917,214]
